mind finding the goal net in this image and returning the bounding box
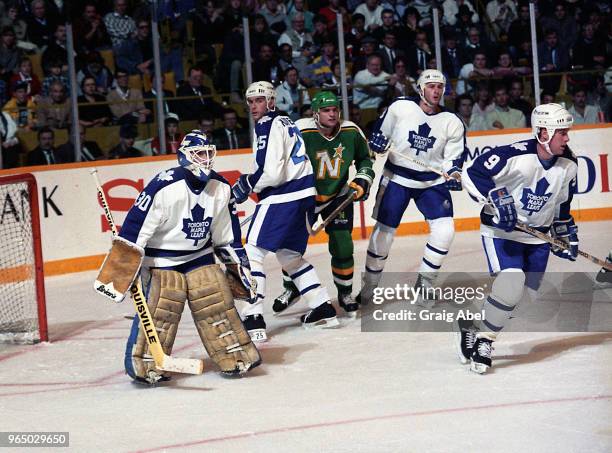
[0,173,47,343]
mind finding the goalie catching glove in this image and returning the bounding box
[225,264,257,303]
[94,236,144,303]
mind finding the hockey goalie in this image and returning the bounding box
[94,130,261,384]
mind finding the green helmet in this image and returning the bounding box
[311,91,340,112]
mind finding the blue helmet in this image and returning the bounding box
[177,130,217,182]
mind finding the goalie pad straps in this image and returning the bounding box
[127,269,187,380]
[95,236,144,302]
[186,264,261,375]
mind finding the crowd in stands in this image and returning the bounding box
[0,0,610,169]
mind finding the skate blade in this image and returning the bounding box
[452,331,469,365]
[248,329,267,343]
[302,316,340,330]
[470,361,489,374]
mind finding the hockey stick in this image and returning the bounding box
[388,147,457,181]
[390,155,612,270]
[90,169,204,375]
[309,190,357,236]
[240,214,252,227]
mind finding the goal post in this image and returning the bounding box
[0,173,47,343]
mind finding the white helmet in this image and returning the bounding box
[245,81,276,111]
[177,130,217,182]
[416,69,446,107]
[531,103,573,155]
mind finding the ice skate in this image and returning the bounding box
[131,369,171,386]
[338,292,359,318]
[272,288,300,315]
[301,302,339,329]
[454,318,477,365]
[593,253,612,289]
[470,336,493,374]
[243,314,267,342]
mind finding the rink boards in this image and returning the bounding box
[0,124,610,276]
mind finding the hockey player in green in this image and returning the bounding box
[273,91,375,317]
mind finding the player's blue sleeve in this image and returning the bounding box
[464,149,510,198]
[556,154,578,221]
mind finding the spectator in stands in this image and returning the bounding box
[3,81,34,130]
[26,127,59,165]
[143,72,175,122]
[311,14,332,51]
[456,52,494,95]
[386,55,415,99]
[345,13,366,53]
[461,26,489,65]
[217,24,248,104]
[275,66,310,121]
[250,14,276,58]
[223,0,248,31]
[41,59,69,97]
[354,0,384,33]
[212,108,249,150]
[485,84,526,130]
[151,113,184,155]
[372,8,400,42]
[114,19,153,76]
[278,13,312,59]
[193,0,225,52]
[104,0,136,49]
[109,123,141,159]
[486,0,517,39]
[252,43,283,86]
[442,0,478,27]
[472,81,494,120]
[568,88,602,125]
[42,23,69,74]
[77,76,112,127]
[406,29,431,78]
[353,54,389,109]
[396,7,420,50]
[77,51,114,96]
[455,93,487,131]
[9,57,40,98]
[36,80,70,129]
[175,66,222,121]
[541,91,556,105]
[508,2,538,56]
[304,39,336,87]
[538,29,570,94]
[287,0,314,33]
[588,76,611,123]
[492,50,532,79]
[197,112,215,137]
[260,0,288,36]
[572,23,606,70]
[0,27,22,78]
[106,68,150,124]
[0,107,20,168]
[508,78,533,127]
[57,124,104,162]
[322,58,353,98]
[381,0,406,23]
[348,101,363,128]
[26,0,56,50]
[300,102,313,118]
[0,3,27,42]
[278,43,295,72]
[441,29,465,80]
[351,35,377,75]
[318,0,347,31]
[541,2,578,48]
[514,37,533,68]
[378,30,404,74]
[73,2,111,54]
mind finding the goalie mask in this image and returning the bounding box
[178,130,217,182]
[531,103,573,156]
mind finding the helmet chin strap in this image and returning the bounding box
[536,127,555,157]
[418,88,435,108]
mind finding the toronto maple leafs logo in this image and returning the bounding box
[408,123,436,155]
[157,170,174,182]
[521,178,553,215]
[182,204,212,245]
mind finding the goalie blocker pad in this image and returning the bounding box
[186,264,261,375]
[94,236,144,303]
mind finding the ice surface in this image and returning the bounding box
[1,222,611,453]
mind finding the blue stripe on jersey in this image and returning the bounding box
[384,160,440,181]
[145,239,212,257]
[258,174,314,201]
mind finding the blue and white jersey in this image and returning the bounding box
[462,139,578,244]
[246,110,316,204]
[373,97,467,189]
[119,166,244,269]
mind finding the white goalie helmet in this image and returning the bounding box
[416,69,446,106]
[177,130,217,182]
[245,81,276,111]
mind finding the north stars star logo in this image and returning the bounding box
[332,143,345,159]
[182,204,212,246]
[407,123,436,155]
[521,177,553,215]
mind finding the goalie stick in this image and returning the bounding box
[308,190,357,236]
[91,169,204,375]
[387,154,612,270]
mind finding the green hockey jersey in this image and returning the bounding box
[295,118,374,203]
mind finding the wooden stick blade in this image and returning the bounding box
[160,356,205,375]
